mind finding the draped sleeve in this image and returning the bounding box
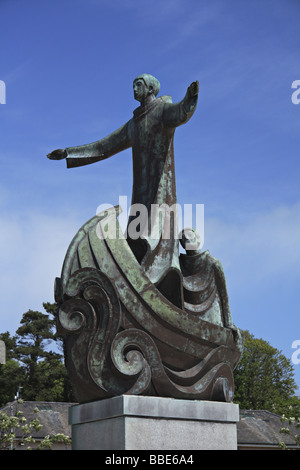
[66,120,132,168]
[162,91,198,128]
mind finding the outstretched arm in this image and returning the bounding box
[47,120,132,168]
[163,80,199,128]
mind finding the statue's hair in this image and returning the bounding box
[134,74,160,97]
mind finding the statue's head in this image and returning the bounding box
[133,74,160,103]
[179,228,201,255]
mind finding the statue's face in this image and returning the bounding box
[133,79,150,102]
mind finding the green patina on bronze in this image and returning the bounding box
[48,75,243,403]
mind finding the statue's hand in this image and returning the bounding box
[47,149,67,160]
[187,80,199,97]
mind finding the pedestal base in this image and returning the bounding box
[69,395,239,450]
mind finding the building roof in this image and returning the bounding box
[0,401,74,440]
[1,401,299,449]
[237,409,299,449]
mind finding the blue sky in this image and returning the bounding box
[1,0,300,389]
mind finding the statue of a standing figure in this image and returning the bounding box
[48,74,199,307]
[48,75,243,404]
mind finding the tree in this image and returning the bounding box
[0,399,71,450]
[42,302,75,401]
[0,306,75,405]
[0,360,25,406]
[279,413,300,449]
[0,332,25,406]
[234,330,299,417]
[15,310,57,401]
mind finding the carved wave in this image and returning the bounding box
[55,207,243,403]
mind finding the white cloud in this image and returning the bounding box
[0,211,82,332]
[204,201,300,289]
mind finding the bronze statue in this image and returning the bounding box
[48,74,199,305]
[48,74,243,403]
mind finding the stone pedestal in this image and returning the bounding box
[69,395,239,450]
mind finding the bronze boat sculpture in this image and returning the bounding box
[48,74,243,404]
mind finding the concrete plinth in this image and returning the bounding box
[69,395,239,450]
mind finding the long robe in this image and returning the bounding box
[65,92,198,307]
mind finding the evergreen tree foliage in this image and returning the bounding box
[234,330,300,417]
[0,305,75,406]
